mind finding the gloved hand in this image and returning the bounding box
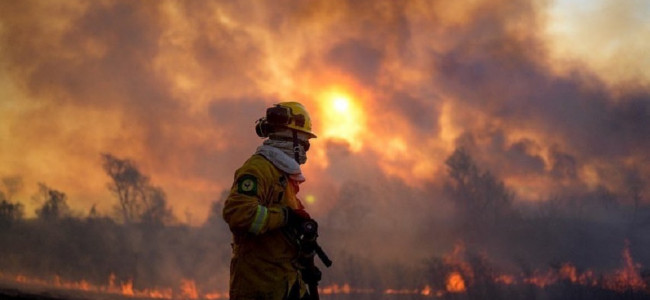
[284,207,311,228]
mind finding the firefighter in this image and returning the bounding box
[223,102,317,300]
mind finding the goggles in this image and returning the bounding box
[266,105,306,128]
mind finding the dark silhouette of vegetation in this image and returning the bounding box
[34,183,72,221]
[444,148,515,233]
[101,153,174,225]
[0,198,23,225]
[0,176,25,225]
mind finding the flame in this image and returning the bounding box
[420,284,432,296]
[384,288,417,295]
[121,279,134,296]
[109,273,116,290]
[524,269,557,288]
[522,242,645,292]
[319,283,375,295]
[443,242,475,287]
[0,273,217,299]
[203,292,227,299]
[559,263,578,282]
[521,263,597,288]
[320,283,351,294]
[494,274,516,285]
[604,240,647,292]
[180,279,199,299]
[446,271,467,293]
[52,275,91,291]
[0,240,646,299]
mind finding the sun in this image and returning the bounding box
[333,96,350,113]
[317,89,365,151]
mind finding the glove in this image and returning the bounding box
[284,207,311,228]
[301,265,322,284]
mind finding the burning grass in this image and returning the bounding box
[1,239,647,300]
[0,272,227,300]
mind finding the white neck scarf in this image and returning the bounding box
[255,144,306,182]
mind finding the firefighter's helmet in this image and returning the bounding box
[256,102,317,138]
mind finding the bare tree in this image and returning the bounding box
[102,153,149,223]
[102,153,174,225]
[34,183,71,221]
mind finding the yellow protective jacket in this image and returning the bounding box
[223,154,306,300]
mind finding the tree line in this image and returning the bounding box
[0,149,648,298]
[0,154,175,226]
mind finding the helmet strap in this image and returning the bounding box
[292,130,300,164]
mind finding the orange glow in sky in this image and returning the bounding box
[317,88,366,151]
[0,0,648,223]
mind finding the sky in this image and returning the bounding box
[0,0,648,223]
